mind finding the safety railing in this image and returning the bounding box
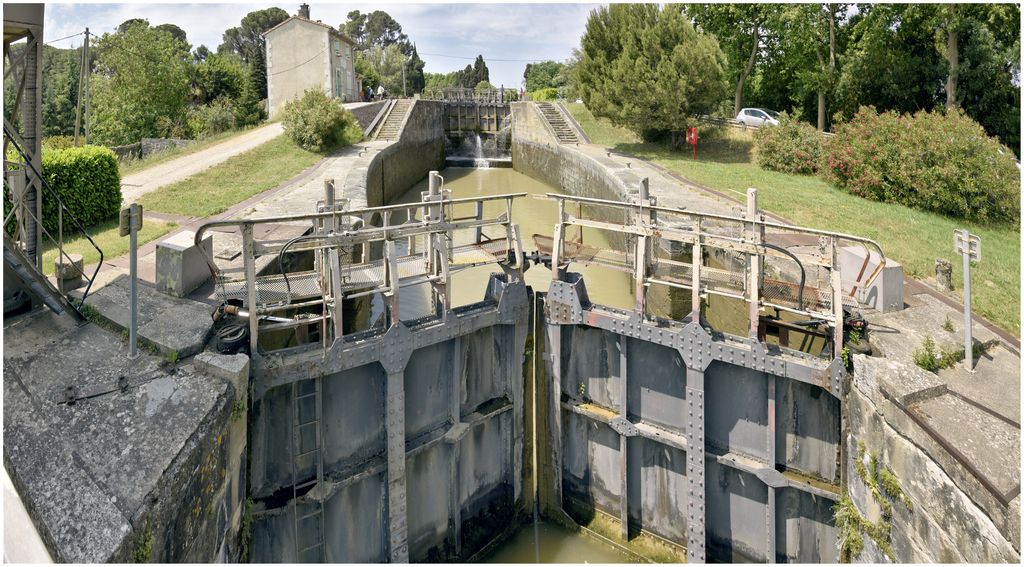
[194,173,525,359]
[421,86,518,104]
[3,119,103,314]
[542,182,885,357]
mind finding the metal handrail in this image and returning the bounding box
[541,192,887,292]
[3,120,104,311]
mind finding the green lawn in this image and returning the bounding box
[119,127,264,177]
[137,135,324,218]
[564,103,1021,336]
[42,218,175,276]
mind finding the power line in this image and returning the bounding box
[418,51,563,63]
[269,46,328,77]
[45,32,84,45]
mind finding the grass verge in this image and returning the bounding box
[137,135,324,218]
[42,217,175,276]
[564,103,1021,336]
[118,127,263,177]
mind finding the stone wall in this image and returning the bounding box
[846,355,1019,563]
[348,101,389,133]
[110,138,192,161]
[342,99,445,208]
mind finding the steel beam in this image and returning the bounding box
[685,367,706,563]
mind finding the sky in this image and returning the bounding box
[43,2,599,88]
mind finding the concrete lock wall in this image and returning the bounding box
[248,275,530,562]
[362,100,446,208]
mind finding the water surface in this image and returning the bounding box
[480,521,640,564]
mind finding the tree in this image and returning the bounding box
[342,10,368,48]
[359,44,409,96]
[117,19,149,34]
[523,60,566,92]
[218,7,289,100]
[577,4,728,143]
[154,23,187,45]
[836,5,950,121]
[342,10,424,94]
[190,52,247,105]
[689,4,780,115]
[834,3,1019,152]
[193,44,211,63]
[40,45,82,137]
[90,20,192,144]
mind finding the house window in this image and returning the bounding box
[332,38,340,56]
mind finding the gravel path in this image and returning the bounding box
[119,122,284,205]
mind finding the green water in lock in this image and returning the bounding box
[479,521,641,563]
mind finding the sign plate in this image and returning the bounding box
[119,204,144,236]
[953,229,981,262]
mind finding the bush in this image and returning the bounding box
[824,106,1020,225]
[5,145,122,237]
[40,145,122,234]
[529,87,559,101]
[281,89,358,152]
[42,136,77,151]
[753,113,826,175]
[188,97,237,138]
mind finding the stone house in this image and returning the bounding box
[264,4,360,119]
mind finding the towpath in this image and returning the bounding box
[119,122,284,204]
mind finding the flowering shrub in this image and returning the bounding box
[752,113,826,175]
[824,107,1019,225]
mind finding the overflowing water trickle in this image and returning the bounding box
[445,131,513,168]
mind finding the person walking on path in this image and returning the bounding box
[377,84,386,100]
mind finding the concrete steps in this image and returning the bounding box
[373,99,413,141]
[536,102,580,144]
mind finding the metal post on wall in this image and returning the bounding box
[746,188,761,340]
[954,229,981,371]
[119,203,142,358]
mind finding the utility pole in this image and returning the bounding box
[83,28,91,145]
[402,56,408,97]
[73,28,88,145]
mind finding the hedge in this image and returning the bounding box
[752,113,826,175]
[823,107,1020,225]
[5,145,122,237]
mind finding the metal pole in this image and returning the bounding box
[128,202,139,359]
[747,188,760,340]
[963,245,973,370]
[83,29,91,145]
[73,29,86,145]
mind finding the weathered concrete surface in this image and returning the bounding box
[848,354,1020,562]
[3,308,247,562]
[83,274,213,359]
[3,465,53,562]
[868,292,1020,422]
[155,230,213,298]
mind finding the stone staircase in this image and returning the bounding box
[536,102,580,144]
[373,99,413,141]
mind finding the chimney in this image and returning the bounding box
[298,3,310,19]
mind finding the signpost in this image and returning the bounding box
[120,203,143,359]
[953,229,981,370]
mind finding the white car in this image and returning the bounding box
[736,108,781,127]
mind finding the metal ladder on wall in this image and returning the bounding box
[291,377,326,562]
